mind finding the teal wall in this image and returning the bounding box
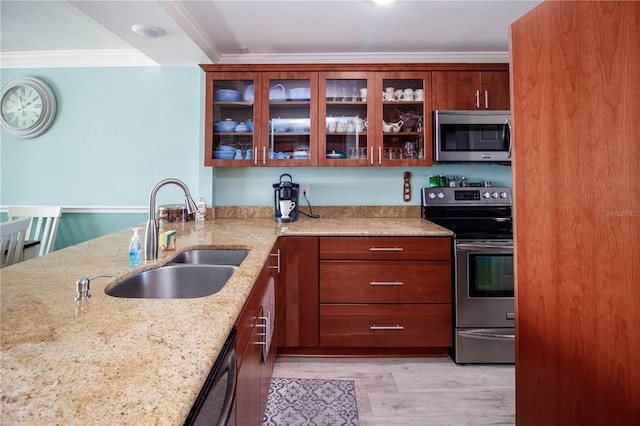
[1,66,511,250]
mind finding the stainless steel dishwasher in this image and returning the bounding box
[184,328,237,426]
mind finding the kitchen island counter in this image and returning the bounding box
[1,214,451,425]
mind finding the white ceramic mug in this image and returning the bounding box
[414,89,424,101]
[401,88,414,101]
[279,200,296,218]
[394,89,404,101]
[327,120,336,133]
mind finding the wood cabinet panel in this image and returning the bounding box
[511,2,640,424]
[235,251,276,425]
[319,236,451,260]
[235,309,262,426]
[432,70,509,110]
[320,261,451,303]
[276,237,319,348]
[320,304,451,347]
[432,71,480,110]
[480,71,510,110]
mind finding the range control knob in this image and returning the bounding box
[500,192,508,198]
[483,192,491,199]
[491,191,499,198]
[437,192,445,199]
[428,192,436,199]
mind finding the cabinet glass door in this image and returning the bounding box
[319,73,373,165]
[206,73,259,166]
[262,73,317,165]
[377,72,431,166]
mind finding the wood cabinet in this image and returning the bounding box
[432,70,510,110]
[318,71,374,166]
[200,63,507,167]
[259,72,319,166]
[319,237,452,352]
[235,244,277,425]
[276,236,319,351]
[204,72,261,167]
[511,2,640,424]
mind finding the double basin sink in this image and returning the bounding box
[105,249,248,299]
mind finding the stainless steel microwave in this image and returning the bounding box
[434,110,512,162]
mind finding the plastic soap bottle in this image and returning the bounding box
[128,227,142,267]
[196,196,206,222]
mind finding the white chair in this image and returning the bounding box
[8,206,63,257]
[1,218,31,267]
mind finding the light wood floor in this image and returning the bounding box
[272,356,515,426]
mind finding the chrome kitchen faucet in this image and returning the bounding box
[145,178,198,261]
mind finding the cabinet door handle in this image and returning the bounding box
[370,281,404,286]
[262,146,266,165]
[370,325,404,330]
[269,249,280,273]
[370,146,374,166]
[369,247,403,252]
[475,90,480,108]
[484,90,489,109]
[254,147,258,166]
[378,146,382,165]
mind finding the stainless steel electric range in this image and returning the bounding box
[422,186,514,364]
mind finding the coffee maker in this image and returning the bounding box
[273,173,299,222]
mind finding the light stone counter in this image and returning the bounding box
[1,212,452,425]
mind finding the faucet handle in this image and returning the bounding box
[75,274,113,300]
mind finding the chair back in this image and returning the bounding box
[8,206,63,257]
[1,218,31,267]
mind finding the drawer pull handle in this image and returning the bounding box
[370,281,404,286]
[369,247,403,252]
[370,324,404,330]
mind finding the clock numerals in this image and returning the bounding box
[0,77,56,139]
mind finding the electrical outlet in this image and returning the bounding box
[301,183,310,198]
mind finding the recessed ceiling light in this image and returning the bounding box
[131,25,165,38]
[372,0,395,4]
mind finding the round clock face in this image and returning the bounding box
[0,77,56,139]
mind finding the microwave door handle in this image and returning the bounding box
[504,117,513,159]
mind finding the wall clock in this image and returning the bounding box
[0,77,57,139]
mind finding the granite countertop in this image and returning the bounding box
[1,210,452,425]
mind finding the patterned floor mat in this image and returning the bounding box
[263,378,359,426]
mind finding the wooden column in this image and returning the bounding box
[510,1,640,424]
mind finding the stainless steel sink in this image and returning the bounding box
[105,265,238,299]
[169,249,248,266]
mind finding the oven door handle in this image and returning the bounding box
[458,329,515,341]
[456,243,514,251]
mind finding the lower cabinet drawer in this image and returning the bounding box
[319,304,452,347]
[320,261,451,303]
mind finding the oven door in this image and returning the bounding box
[454,239,514,328]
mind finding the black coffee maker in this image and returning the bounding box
[273,173,299,222]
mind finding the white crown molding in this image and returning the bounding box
[218,51,510,64]
[0,49,508,69]
[160,0,222,63]
[0,50,159,69]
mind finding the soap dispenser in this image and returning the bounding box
[128,227,143,267]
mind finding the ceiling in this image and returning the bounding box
[0,0,541,68]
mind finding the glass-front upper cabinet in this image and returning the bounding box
[319,72,374,166]
[204,72,260,166]
[259,72,318,166]
[374,72,432,166]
